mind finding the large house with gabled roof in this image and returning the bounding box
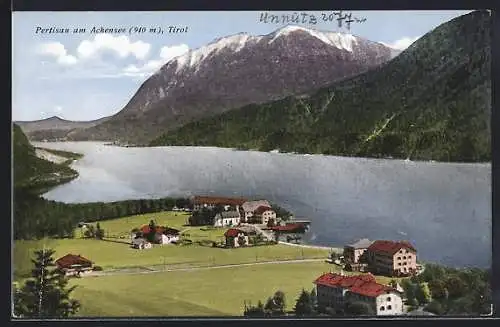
[314,272,404,315]
[365,240,417,276]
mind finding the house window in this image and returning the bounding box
[386,297,391,301]
[380,306,385,311]
[403,262,407,265]
[408,255,411,259]
[397,257,401,260]
[387,305,392,310]
[398,262,401,266]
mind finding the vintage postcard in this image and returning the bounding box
[12,10,492,318]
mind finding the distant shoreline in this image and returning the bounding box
[46,141,491,165]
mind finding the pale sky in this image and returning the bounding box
[12,10,471,121]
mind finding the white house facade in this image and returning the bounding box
[214,211,241,227]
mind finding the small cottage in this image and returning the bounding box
[55,254,94,276]
[224,228,250,248]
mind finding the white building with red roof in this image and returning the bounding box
[366,240,418,277]
[224,228,249,247]
[314,272,404,315]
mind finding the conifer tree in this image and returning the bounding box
[13,248,80,318]
[294,289,315,317]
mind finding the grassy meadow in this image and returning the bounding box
[14,211,332,279]
[69,262,401,317]
[70,262,338,317]
[14,210,403,317]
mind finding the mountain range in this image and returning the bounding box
[15,11,491,162]
[15,115,110,141]
[151,10,491,162]
[17,25,397,144]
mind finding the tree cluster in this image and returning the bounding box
[402,263,491,315]
[244,290,286,317]
[82,223,105,240]
[188,207,218,226]
[14,188,191,240]
[13,123,192,241]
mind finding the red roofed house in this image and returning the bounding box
[241,200,271,222]
[224,228,249,248]
[314,272,404,315]
[55,254,94,276]
[253,206,276,225]
[191,196,247,212]
[366,240,417,277]
[269,223,308,233]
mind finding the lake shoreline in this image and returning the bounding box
[98,142,491,165]
[31,141,491,269]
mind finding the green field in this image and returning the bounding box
[14,211,333,279]
[70,262,339,317]
[14,211,403,317]
[70,262,400,317]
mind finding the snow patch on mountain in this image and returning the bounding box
[169,25,364,74]
[269,25,358,52]
[174,33,263,73]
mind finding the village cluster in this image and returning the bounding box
[54,196,423,316]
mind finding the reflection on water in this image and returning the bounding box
[34,142,491,268]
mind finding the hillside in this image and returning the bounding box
[151,11,491,163]
[67,26,396,144]
[12,123,78,190]
[15,116,111,141]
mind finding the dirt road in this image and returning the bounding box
[83,258,328,278]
